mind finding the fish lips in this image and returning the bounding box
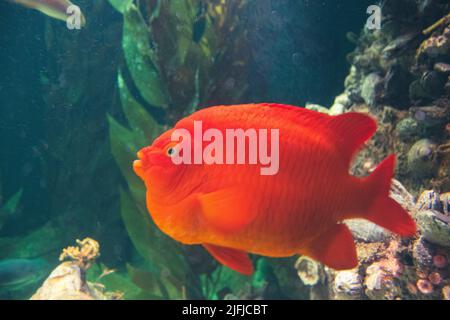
[133,148,161,179]
[133,150,146,179]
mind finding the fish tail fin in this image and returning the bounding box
[362,155,417,236]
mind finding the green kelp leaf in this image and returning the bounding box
[131,291,164,300]
[123,4,168,108]
[107,0,133,14]
[252,258,276,289]
[0,189,23,231]
[107,115,145,201]
[169,0,196,67]
[126,263,184,299]
[202,264,253,299]
[118,71,164,145]
[267,257,309,300]
[2,222,64,260]
[119,188,188,287]
[184,68,200,116]
[127,263,160,292]
[87,264,142,300]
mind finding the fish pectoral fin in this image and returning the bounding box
[203,244,254,276]
[304,224,358,270]
[198,188,257,233]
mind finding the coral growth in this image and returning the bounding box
[59,238,100,270]
[301,179,450,300]
[31,238,121,300]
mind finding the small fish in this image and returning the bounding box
[8,0,86,26]
[133,103,416,275]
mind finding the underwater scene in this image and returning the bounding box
[0,0,449,301]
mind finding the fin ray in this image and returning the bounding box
[328,112,377,165]
[304,224,358,270]
[198,188,257,233]
[203,244,253,275]
[363,155,417,236]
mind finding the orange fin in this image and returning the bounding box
[363,155,417,236]
[198,188,257,233]
[263,104,377,166]
[328,112,377,165]
[305,224,358,270]
[203,244,254,275]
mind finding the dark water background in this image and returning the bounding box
[0,0,374,298]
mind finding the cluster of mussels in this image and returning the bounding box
[294,181,449,300]
[297,0,450,300]
[326,1,450,195]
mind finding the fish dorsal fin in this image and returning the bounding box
[198,188,257,233]
[261,103,330,125]
[328,112,377,165]
[263,104,377,165]
[203,244,254,275]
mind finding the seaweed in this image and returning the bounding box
[0,189,23,232]
[107,0,256,299]
[122,3,169,108]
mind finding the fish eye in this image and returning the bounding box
[166,147,175,157]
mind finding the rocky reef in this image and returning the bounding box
[336,0,450,194]
[294,1,450,300]
[295,182,449,300]
[2,0,449,301]
[31,238,122,300]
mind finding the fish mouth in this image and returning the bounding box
[133,150,145,178]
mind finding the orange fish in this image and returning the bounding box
[133,103,416,275]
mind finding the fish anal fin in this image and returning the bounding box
[203,244,254,276]
[304,224,358,271]
[198,188,257,233]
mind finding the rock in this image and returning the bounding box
[410,105,450,131]
[332,93,351,107]
[361,73,384,108]
[329,93,349,115]
[384,64,412,107]
[407,139,439,179]
[420,71,446,98]
[412,237,434,270]
[30,238,121,300]
[390,179,417,214]
[410,79,431,101]
[305,103,329,114]
[396,117,421,141]
[346,219,391,243]
[441,193,450,215]
[417,35,450,60]
[31,262,100,300]
[416,210,450,247]
[329,103,345,116]
[417,190,442,212]
[434,63,450,76]
[333,269,363,300]
[382,33,421,59]
[294,256,320,286]
[445,78,450,96]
